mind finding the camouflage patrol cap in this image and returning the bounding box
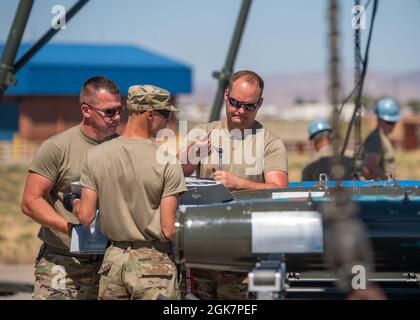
[126,85,179,112]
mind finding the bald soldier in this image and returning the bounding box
[178,70,288,299]
[74,85,187,300]
[180,70,288,189]
[21,76,122,299]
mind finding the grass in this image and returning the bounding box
[0,164,41,264]
[395,150,420,180]
[0,150,419,264]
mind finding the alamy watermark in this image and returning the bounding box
[51,5,66,30]
[351,264,367,290]
[155,122,266,175]
[352,5,366,30]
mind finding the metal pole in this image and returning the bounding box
[14,0,90,72]
[209,0,252,122]
[328,0,347,181]
[0,0,34,98]
[328,0,341,161]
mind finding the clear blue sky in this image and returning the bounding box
[1,0,420,89]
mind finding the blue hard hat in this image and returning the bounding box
[308,117,332,139]
[375,98,400,123]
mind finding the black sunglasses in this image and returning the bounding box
[227,96,261,112]
[155,109,172,120]
[83,102,123,118]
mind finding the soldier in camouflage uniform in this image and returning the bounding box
[74,85,187,300]
[21,76,123,299]
[179,70,288,299]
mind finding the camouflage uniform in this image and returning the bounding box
[98,243,180,300]
[191,269,252,300]
[33,244,102,300]
[189,120,287,300]
[28,125,115,300]
[80,84,187,300]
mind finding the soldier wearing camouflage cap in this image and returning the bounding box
[126,84,178,112]
[126,85,178,138]
[74,84,187,300]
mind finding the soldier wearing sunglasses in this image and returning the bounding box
[179,70,288,300]
[181,70,288,191]
[21,76,122,299]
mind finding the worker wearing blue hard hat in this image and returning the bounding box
[363,97,401,179]
[308,116,332,139]
[375,97,401,123]
[302,117,353,181]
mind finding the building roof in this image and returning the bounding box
[1,43,192,96]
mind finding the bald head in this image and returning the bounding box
[228,70,264,99]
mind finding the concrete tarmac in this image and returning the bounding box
[0,265,34,300]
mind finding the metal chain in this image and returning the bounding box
[329,0,340,154]
[354,0,363,90]
[353,0,364,179]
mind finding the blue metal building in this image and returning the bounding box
[0,43,192,141]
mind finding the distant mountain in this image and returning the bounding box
[178,70,420,107]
